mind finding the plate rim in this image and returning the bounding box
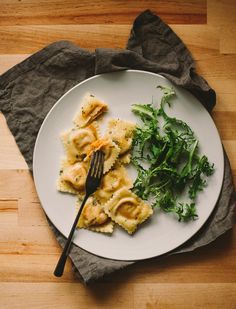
[33,69,224,261]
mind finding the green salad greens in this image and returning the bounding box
[131,86,214,222]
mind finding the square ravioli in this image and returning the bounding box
[76,197,114,234]
[119,152,131,164]
[60,122,99,163]
[73,93,108,127]
[95,165,133,203]
[57,160,88,196]
[104,187,153,234]
[106,118,136,155]
[85,138,120,173]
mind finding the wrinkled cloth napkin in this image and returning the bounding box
[0,10,235,284]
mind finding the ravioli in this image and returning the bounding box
[85,138,120,173]
[57,92,157,236]
[77,197,114,233]
[57,160,88,195]
[106,118,136,155]
[73,93,108,127]
[61,122,99,164]
[104,187,153,234]
[95,165,133,203]
[119,152,131,164]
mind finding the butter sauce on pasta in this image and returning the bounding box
[57,92,153,235]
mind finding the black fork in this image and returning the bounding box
[54,150,105,277]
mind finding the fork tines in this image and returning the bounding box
[89,150,104,179]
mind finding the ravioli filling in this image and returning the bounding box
[70,125,97,154]
[85,138,120,173]
[61,123,98,163]
[115,198,141,219]
[61,162,87,190]
[95,165,133,203]
[77,197,113,233]
[104,187,153,234]
[73,93,108,127]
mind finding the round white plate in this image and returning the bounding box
[33,70,224,261]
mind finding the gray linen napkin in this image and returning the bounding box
[0,10,235,284]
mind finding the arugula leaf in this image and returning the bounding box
[132,104,158,121]
[131,86,214,222]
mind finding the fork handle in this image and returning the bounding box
[54,194,89,277]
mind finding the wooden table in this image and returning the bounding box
[0,1,235,308]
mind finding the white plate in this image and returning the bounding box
[33,70,224,261]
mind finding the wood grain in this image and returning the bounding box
[133,283,236,309]
[0,0,206,26]
[0,254,76,283]
[0,25,129,53]
[0,200,18,225]
[0,113,28,170]
[0,225,60,255]
[220,26,236,54]
[0,1,235,308]
[0,282,134,309]
[212,112,236,140]
[0,283,235,308]
[0,54,29,75]
[207,0,236,26]
[223,141,236,167]
[208,0,236,55]
[0,170,36,200]
[0,24,222,54]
